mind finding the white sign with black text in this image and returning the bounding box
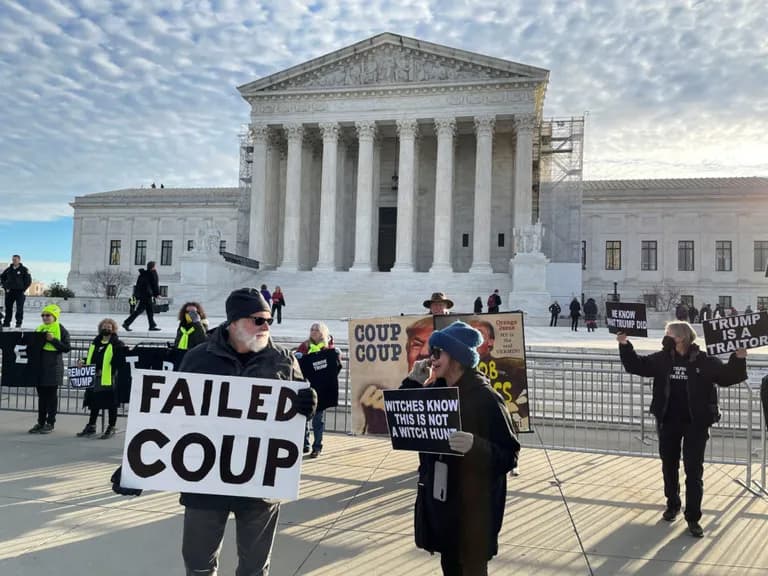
[120,369,307,500]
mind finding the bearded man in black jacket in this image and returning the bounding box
[617,321,747,538]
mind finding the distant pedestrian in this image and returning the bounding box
[173,302,208,351]
[260,284,271,306]
[76,318,125,440]
[1,254,32,329]
[569,297,581,332]
[548,301,561,326]
[29,304,71,434]
[584,298,598,332]
[487,289,502,314]
[714,305,724,319]
[474,296,483,314]
[271,286,285,324]
[688,305,698,324]
[122,261,161,332]
[423,292,453,316]
[675,302,689,321]
[745,305,754,315]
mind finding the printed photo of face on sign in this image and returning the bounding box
[435,313,530,433]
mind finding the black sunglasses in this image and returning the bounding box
[41,313,53,318]
[248,316,274,326]
[430,347,443,359]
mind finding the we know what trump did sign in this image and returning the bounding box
[120,370,308,500]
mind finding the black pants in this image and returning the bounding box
[88,406,117,427]
[571,316,579,331]
[182,501,279,576]
[271,304,282,324]
[440,555,488,576]
[657,419,709,522]
[37,386,58,425]
[550,313,558,326]
[123,297,156,329]
[4,289,25,326]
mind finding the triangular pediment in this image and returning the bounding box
[238,33,549,95]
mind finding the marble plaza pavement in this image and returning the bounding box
[3,316,768,574]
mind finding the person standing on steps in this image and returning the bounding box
[474,296,483,314]
[122,261,161,332]
[569,297,581,332]
[271,285,285,324]
[548,301,561,327]
[1,254,32,329]
[487,289,502,314]
[76,318,126,439]
[28,304,71,434]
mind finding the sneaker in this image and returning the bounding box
[122,323,132,332]
[510,466,520,477]
[303,446,311,455]
[310,449,321,459]
[148,326,162,331]
[28,423,44,434]
[76,425,97,438]
[662,506,680,521]
[39,423,54,434]
[687,520,704,538]
[100,426,116,439]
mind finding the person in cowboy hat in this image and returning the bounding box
[423,292,454,315]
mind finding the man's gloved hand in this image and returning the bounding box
[295,387,318,418]
[407,359,432,387]
[448,431,474,454]
[110,466,142,497]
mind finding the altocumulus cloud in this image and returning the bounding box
[0,0,766,223]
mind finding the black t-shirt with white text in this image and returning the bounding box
[666,354,690,422]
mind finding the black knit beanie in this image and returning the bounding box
[225,288,271,323]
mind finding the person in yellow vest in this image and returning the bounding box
[29,304,71,434]
[173,302,209,351]
[76,318,126,439]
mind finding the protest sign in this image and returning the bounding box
[383,387,461,455]
[434,312,530,433]
[297,348,340,412]
[0,331,45,387]
[117,346,187,403]
[605,302,648,337]
[68,365,96,388]
[349,315,432,435]
[120,369,307,500]
[703,312,768,355]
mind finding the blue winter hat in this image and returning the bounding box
[428,321,483,369]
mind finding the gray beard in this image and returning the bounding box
[229,323,269,353]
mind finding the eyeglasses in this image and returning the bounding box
[430,347,443,359]
[247,316,274,326]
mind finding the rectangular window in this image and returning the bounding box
[678,240,694,271]
[462,234,469,248]
[498,233,505,248]
[640,240,657,271]
[581,240,586,270]
[680,294,694,308]
[219,240,227,254]
[187,240,195,252]
[109,240,121,266]
[715,240,732,271]
[757,297,768,311]
[106,284,117,298]
[643,294,658,310]
[718,295,732,309]
[159,285,168,298]
[160,240,173,266]
[605,240,621,270]
[134,240,147,266]
[754,241,768,272]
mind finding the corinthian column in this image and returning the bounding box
[278,123,303,270]
[514,114,536,231]
[350,120,377,271]
[248,124,269,262]
[314,122,340,270]
[470,115,495,273]
[430,117,456,273]
[392,119,418,271]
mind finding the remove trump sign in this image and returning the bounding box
[120,370,307,500]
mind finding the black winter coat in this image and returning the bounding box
[583,300,598,321]
[549,303,561,315]
[83,334,126,410]
[172,321,208,350]
[569,299,581,318]
[133,268,160,300]
[34,326,71,388]
[1,264,32,291]
[619,341,746,426]
[177,324,304,510]
[402,370,520,563]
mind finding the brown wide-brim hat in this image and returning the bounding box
[423,292,454,309]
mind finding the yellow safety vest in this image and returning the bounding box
[86,341,114,387]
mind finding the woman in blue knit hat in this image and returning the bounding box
[402,320,520,575]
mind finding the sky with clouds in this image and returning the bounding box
[1,0,766,281]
